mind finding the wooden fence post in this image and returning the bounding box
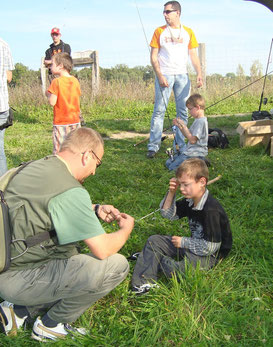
[41,57,47,96]
[40,50,100,95]
[91,51,100,95]
[198,43,206,89]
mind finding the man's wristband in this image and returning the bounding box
[94,204,100,218]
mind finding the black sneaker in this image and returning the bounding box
[147,151,156,159]
[131,283,159,296]
[127,252,140,261]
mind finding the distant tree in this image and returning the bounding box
[250,60,263,79]
[210,73,223,80]
[114,64,130,73]
[236,64,245,78]
[142,65,154,84]
[11,63,40,86]
[225,72,236,79]
[99,64,154,83]
[76,67,92,80]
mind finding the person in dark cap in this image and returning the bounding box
[44,27,71,83]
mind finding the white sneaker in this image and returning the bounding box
[0,301,28,336]
[32,316,86,342]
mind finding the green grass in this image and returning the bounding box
[1,97,272,346]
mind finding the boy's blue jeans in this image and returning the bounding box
[0,110,9,177]
[166,153,206,171]
[148,74,190,153]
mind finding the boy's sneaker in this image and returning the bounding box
[147,151,156,159]
[0,301,28,336]
[31,316,87,342]
[131,283,159,296]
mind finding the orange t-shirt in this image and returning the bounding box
[48,76,81,125]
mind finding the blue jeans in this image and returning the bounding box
[148,74,190,153]
[166,153,206,171]
[0,110,8,176]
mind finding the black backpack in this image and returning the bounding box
[251,111,272,121]
[208,128,229,149]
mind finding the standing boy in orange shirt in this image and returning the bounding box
[46,52,81,154]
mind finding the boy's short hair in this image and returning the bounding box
[59,127,104,154]
[164,1,181,14]
[186,94,205,110]
[52,52,73,73]
[176,158,209,183]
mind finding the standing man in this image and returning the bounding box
[0,38,14,176]
[0,127,134,342]
[44,27,71,83]
[147,1,203,159]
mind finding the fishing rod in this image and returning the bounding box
[133,70,273,147]
[136,175,222,222]
[258,38,273,112]
[206,70,273,111]
[135,1,179,153]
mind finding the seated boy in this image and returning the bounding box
[131,158,232,295]
[46,52,81,154]
[166,94,208,171]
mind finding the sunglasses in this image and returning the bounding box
[163,9,177,14]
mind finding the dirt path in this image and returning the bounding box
[107,113,248,139]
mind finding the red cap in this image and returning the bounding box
[51,27,61,35]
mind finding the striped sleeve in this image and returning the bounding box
[159,192,180,220]
[181,237,221,256]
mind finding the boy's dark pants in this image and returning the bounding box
[131,235,218,287]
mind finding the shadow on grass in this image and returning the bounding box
[85,119,150,135]
[13,110,40,125]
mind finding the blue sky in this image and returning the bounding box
[1,0,272,75]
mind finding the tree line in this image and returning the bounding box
[10,60,269,87]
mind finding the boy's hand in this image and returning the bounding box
[173,118,186,128]
[172,236,182,248]
[169,178,179,193]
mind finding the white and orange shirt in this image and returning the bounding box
[150,25,199,75]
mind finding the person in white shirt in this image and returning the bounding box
[147,1,203,159]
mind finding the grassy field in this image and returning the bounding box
[1,80,272,346]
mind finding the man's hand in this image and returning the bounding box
[44,59,52,68]
[169,177,179,193]
[84,212,134,259]
[172,236,182,248]
[116,213,135,232]
[196,74,203,88]
[158,75,169,87]
[97,204,121,223]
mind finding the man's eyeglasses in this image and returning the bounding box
[163,9,177,14]
[82,150,102,168]
[91,150,102,167]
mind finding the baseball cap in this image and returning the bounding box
[51,27,61,35]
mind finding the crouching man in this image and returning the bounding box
[0,127,134,342]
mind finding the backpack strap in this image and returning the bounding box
[25,230,56,248]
